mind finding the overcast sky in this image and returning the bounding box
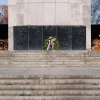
[0,0,8,5]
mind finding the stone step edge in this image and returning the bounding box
[0,75,100,79]
[0,96,100,99]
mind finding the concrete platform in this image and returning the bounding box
[0,67,100,75]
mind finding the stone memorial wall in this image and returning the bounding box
[8,0,91,50]
[14,25,86,50]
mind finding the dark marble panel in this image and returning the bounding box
[72,26,86,50]
[57,26,72,50]
[43,26,56,40]
[29,26,43,50]
[13,25,86,50]
[14,26,28,50]
[0,24,8,39]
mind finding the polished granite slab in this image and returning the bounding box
[57,26,72,50]
[29,26,43,50]
[72,26,86,50]
[14,26,28,50]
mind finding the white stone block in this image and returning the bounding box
[17,4,29,25]
[23,6,29,25]
[56,3,69,25]
[79,5,83,15]
[83,18,91,27]
[8,0,18,5]
[82,0,90,5]
[69,15,78,25]
[83,5,91,18]
[17,0,29,3]
[44,0,55,2]
[17,14,24,25]
[44,3,55,25]
[23,0,29,3]
[76,15,83,25]
[8,27,14,51]
[68,4,75,25]
[56,0,69,2]
[86,27,91,50]
[75,0,82,3]
[71,4,83,15]
[83,5,91,27]
[29,0,43,2]
[29,3,43,25]
[17,4,29,14]
[69,4,83,25]
[9,6,18,27]
[69,0,76,3]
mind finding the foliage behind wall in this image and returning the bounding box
[0,5,8,24]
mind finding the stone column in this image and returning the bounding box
[83,0,91,50]
[8,0,18,51]
[8,0,29,51]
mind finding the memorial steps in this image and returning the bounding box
[0,51,100,100]
[0,50,100,67]
[0,75,99,100]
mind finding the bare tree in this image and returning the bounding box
[91,0,100,24]
[0,5,8,24]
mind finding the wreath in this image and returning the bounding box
[43,36,60,50]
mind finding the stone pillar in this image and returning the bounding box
[8,0,29,51]
[8,0,18,51]
[68,0,91,50]
[83,0,91,50]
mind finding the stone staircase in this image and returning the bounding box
[0,75,100,100]
[0,50,100,67]
[0,51,100,100]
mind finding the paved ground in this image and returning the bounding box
[0,67,100,75]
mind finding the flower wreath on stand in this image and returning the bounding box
[43,36,60,50]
